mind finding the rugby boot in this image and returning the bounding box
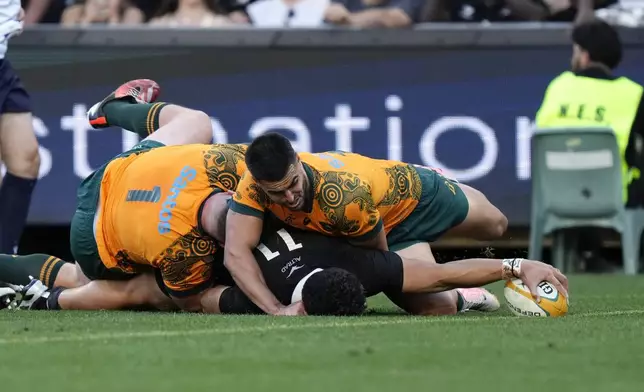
[15,279,51,310]
[0,286,18,310]
[457,287,501,312]
[87,79,161,129]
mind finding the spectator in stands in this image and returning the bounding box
[422,0,613,22]
[61,0,145,26]
[148,0,233,27]
[324,0,425,27]
[21,0,68,24]
[243,0,330,27]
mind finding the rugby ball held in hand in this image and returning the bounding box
[504,279,568,317]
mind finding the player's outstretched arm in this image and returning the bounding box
[224,210,285,315]
[401,258,568,300]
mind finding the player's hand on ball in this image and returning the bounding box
[518,260,569,302]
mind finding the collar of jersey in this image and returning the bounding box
[575,66,616,81]
[291,268,323,304]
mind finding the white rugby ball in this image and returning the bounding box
[503,279,568,317]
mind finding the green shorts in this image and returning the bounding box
[387,166,469,252]
[70,139,165,281]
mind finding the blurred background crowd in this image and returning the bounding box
[19,0,644,29]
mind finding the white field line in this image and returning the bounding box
[0,309,642,345]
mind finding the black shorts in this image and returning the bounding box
[0,60,31,114]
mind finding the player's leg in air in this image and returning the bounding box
[87,79,213,146]
[18,79,214,312]
[385,165,507,316]
[0,60,40,254]
[412,165,508,241]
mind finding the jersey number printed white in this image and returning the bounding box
[256,228,303,261]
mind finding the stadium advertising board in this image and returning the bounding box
[9,42,644,226]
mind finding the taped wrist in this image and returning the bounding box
[502,258,523,280]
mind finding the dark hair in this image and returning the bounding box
[572,20,622,70]
[301,268,367,316]
[245,133,297,182]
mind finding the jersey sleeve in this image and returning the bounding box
[337,245,404,295]
[157,231,218,297]
[230,171,268,218]
[158,256,214,297]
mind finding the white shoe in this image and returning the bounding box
[17,279,51,310]
[457,288,500,312]
[0,287,18,310]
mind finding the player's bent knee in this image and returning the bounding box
[484,209,508,239]
[160,105,212,144]
[459,184,508,240]
[53,263,88,289]
[184,110,214,144]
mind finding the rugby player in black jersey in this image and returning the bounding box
[214,216,568,316]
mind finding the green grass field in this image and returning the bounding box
[0,275,643,392]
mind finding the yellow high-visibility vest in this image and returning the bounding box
[536,71,643,202]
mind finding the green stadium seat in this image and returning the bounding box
[528,127,644,275]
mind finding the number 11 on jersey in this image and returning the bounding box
[257,229,303,261]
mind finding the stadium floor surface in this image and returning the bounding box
[0,275,642,392]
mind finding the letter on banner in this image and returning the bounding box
[61,104,97,179]
[324,104,369,152]
[419,116,498,183]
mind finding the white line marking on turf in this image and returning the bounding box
[0,309,642,345]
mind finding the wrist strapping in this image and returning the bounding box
[502,258,523,280]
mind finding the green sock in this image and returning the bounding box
[103,100,168,138]
[0,253,66,287]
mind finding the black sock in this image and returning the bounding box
[27,286,65,311]
[103,100,168,138]
[0,173,36,254]
[0,253,66,287]
[45,287,64,310]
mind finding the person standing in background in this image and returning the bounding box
[535,10,644,272]
[0,1,40,254]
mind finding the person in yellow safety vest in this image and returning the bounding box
[536,19,644,206]
[535,19,644,273]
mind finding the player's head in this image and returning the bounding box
[300,268,367,316]
[571,20,622,72]
[245,133,309,211]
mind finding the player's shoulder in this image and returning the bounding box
[233,171,271,203]
[207,143,248,155]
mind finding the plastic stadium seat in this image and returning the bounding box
[528,127,644,274]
